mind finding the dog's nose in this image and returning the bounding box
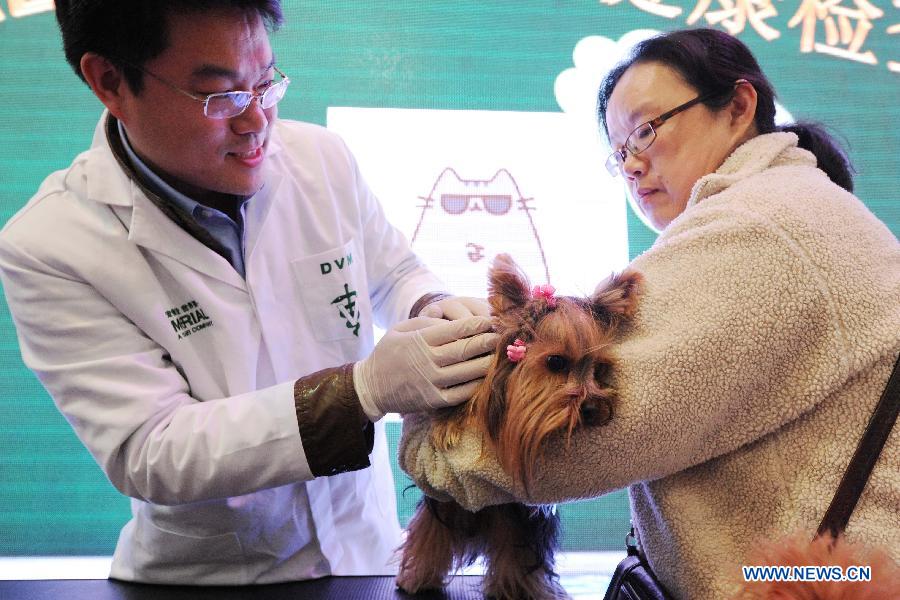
[580,399,612,426]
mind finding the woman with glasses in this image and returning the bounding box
[400,28,900,598]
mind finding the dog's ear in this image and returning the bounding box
[591,268,642,327]
[488,253,532,315]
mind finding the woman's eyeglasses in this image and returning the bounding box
[605,82,744,177]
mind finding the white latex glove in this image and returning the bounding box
[417,296,491,319]
[353,315,499,421]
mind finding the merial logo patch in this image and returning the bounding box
[166,300,214,340]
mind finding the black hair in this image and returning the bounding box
[55,0,283,94]
[597,28,854,192]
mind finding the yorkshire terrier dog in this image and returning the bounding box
[396,253,642,600]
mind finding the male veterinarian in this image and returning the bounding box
[0,0,497,584]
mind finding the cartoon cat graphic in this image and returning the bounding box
[411,168,551,296]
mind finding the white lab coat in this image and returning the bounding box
[0,114,443,584]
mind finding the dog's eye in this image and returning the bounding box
[594,363,610,381]
[546,355,569,373]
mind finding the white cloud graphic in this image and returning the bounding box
[553,30,662,151]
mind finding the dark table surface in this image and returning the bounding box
[0,576,488,600]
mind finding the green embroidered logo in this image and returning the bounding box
[319,252,352,274]
[331,283,360,337]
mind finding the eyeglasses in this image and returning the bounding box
[440,194,512,215]
[604,87,729,177]
[132,64,290,119]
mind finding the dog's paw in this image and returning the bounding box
[395,567,446,594]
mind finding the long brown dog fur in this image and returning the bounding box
[396,254,642,600]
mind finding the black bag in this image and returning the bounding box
[602,355,900,600]
[602,527,673,600]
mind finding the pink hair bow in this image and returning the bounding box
[532,284,557,308]
[506,338,527,362]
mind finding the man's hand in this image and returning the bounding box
[417,296,492,319]
[353,315,499,421]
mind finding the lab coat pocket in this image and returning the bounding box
[134,517,245,576]
[292,239,368,342]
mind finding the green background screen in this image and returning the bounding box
[0,1,897,556]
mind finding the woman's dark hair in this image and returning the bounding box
[55,0,283,94]
[597,28,854,192]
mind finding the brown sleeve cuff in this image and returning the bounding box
[408,292,452,318]
[294,364,374,477]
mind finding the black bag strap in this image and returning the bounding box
[817,353,900,539]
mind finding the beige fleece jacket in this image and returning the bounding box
[399,132,900,599]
